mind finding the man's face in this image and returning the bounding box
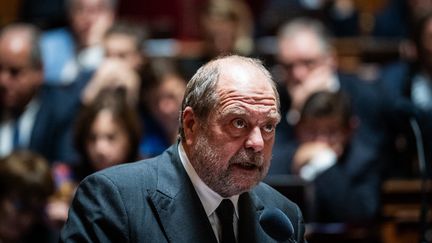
[86,110,131,171]
[277,30,333,89]
[104,34,143,71]
[184,61,280,197]
[148,74,186,132]
[0,32,42,112]
[69,0,114,47]
[202,16,238,56]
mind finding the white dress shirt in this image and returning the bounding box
[0,98,40,156]
[178,143,239,242]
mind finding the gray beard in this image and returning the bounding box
[190,133,268,197]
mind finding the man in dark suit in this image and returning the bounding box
[269,17,388,177]
[60,55,306,242]
[0,23,76,163]
[267,19,389,228]
[291,91,381,222]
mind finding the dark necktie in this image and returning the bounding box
[216,199,236,243]
[12,121,20,149]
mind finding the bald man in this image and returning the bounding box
[61,55,306,243]
[0,23,77,163]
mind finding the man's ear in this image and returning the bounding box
[182,106,198,145]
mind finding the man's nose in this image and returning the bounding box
[291,64,309,82]
[245,127,264,152]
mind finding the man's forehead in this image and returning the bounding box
[220,103,279,116]
[0,37,31,64]
[2,30,32,49]
[218,64,270,89]
[214,88,280,119]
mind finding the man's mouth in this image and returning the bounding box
[233,162,259,171]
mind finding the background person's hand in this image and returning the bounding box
[82,59,140,106]
[288,64,334,112]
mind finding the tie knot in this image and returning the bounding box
[216,199,234,223]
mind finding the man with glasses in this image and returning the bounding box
[268,18,388,223]
[0,23,76,164]
[292,91,382,222]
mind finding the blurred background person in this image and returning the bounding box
[139,58,187,158]
[103,19,148,71]
[200,0,253,57]
[292,91,382,223]
[81,20,151,107]
[0,23,76,164]
[179,0,255,79]
[80,58,141,107]
[58,20,151,154]
[269,17,389,177]
[47,89,142,230]
[73,88,142,179]
[40,0,116,84]
[0,150,56,243]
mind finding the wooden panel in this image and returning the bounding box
[0,0,21,27]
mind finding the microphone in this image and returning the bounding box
[393,99,430,243]
[392,99,427,175]
[259,208,296,242]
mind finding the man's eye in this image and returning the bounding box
[263,124,275,133]
[232,119,247,129]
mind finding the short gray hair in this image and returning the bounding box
[178,55,279,141]
[278,17,332,55]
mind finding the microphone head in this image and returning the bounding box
[259,208,294,241]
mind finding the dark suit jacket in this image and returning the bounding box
[270,72,388,174]
[11,84,77,164]
[269,73,387,222]
[312,141,382,222]
[60,144,306,242]
[33,70,94,164]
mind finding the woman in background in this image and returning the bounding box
[74,88,142,179]
[47,88,142,230]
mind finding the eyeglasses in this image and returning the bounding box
[281,57,325,72]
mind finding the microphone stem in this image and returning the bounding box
[410,119,426,176]
[409,118,430,243]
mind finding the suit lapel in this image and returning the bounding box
[148,145,217,243]
[238,191,271,243]
[147,145,291,243]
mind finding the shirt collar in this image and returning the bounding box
[178,142,239,218]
